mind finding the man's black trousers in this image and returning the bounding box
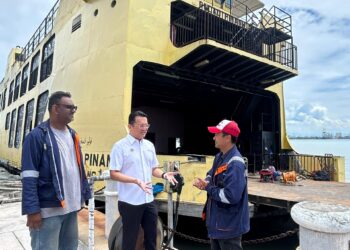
[118,200,158,250]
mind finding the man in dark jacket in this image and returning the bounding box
[21,91,91,250]
[193,119,249,250]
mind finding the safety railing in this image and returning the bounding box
[246,152,336,181]
[171,1,297,70]
[261,6,292,37]
[19,0,60,62]
[279,153,336,181]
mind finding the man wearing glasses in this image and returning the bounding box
[21,91,91,250]
[110,110,178,250]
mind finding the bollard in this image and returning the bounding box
[291,201,350,250]
[104,171,119,239]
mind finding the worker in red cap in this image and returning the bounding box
[193,119,249,250]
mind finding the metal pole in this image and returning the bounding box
[87,174,111,250]
[163,161,175,249]
[167,189,174,249]
[88,178,95,250]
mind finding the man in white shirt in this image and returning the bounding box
[110,110,178,250]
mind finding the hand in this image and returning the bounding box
[193,178,208,190]
[27,213,42,230]
[163,172,179,186]
[136,179,153,194]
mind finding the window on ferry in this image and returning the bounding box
[213,0,233,8]
[14,105,24,148]
[21,64,29,96]
[2,88,7,110]
[5,112,11,130]
[40,36,55,82]
[29,52,40,91]
[0,94,3,111]
[23,99,34,143]
[8,81,14,106]
[225,2,232,9]
[13,73,21,102]
[8,109,17,148]
[34,91,49,127]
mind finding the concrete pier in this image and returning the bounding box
[0,166,108,250]
[0,202,108,250]
[291,201,350,250]
[0,202,30,250]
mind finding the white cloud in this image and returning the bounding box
[263,0,350,19]
[286,102,350,136]
[262,0,350,136]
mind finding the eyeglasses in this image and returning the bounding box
[57,104,78,111]
[133,123,151,129]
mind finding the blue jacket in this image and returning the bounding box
[21,120,91,215]
[204,146,250,239]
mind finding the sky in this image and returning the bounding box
[263,0,350,137]
[0,0,349,137]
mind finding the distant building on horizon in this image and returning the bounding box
[322,129,332,139]
[335,132,342,139]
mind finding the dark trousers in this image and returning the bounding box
[118,200,158,250]
[210,236,242,250]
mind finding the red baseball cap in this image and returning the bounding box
[208,119,240,137]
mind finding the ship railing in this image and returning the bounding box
[201,0,261,27]
[246,153,336,181]
[235,0,261,28]
[19,0,60,62]
[278,153,336,181]
[171,1,298,70]
[260,6,292,37]
[262,41,298,69]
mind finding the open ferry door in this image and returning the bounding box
[131,58,282,173]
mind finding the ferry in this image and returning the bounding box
[0,0,347,247]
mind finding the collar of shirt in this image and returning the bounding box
[126,133,144,145]
[213,146,237,172]
[220,146,235,163]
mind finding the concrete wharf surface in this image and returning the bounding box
[248,177,350,210]
[0,202,108,250]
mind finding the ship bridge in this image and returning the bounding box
[169,0,297,89]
